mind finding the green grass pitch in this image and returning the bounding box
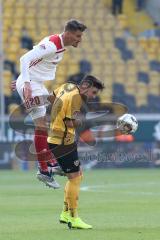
[0,169,160,240]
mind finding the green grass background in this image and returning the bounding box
[0,169,160,240]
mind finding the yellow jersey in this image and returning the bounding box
[47,83,82,145]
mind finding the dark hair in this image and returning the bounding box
[81,75,105,90]
[64,19,87,32]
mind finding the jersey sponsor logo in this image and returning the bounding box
[29,58,43,68]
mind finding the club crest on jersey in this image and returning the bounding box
[39,44,46,49]
[74,160,80,167]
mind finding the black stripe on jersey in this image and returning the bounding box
[62,118,68,145]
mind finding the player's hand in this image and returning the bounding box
[11,81,17,91]
[47,95,56,104]
[23,82,32,100]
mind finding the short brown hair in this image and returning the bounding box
[64,19,87,32]
[81,75,105,90]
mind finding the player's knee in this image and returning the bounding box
[34,116,47,130]
[69,175,82,187]
[67,171,82,182]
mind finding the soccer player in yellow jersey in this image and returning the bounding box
[47,75,104,229]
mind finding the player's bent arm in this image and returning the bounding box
[20,54,31,83]
[23,82,32,99]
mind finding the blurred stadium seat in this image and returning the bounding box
[2,0,160,113]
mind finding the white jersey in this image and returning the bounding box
[18,34,66,83]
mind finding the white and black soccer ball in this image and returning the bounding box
[117,114,138,134]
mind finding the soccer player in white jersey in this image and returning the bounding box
[15,19,87,189]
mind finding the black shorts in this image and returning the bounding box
[48,142,80,173]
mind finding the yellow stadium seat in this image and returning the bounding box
[56,74,67,84]
[103,64,113,76]
[15,0,25,7]
[149,86,160,95]
[138,62,149,72]
[3,70,12,96]
[110,49,121,61]
[7,53,17,62]
[137,82,148,95]
[8,44,20,54]
[149,37,160,50]
[8,103,21,116]
[92,64,102,76]
[13,23,24,31]
[147,48,157,61]
[56,64,68,80]
[136,96,147,107]
[149,71,160,84]
[4,0,16,8]
[18,48,29,57]
[26,0,37,7]
[61,9,71,18]
[125,85,136,95]
[3,70,12,81]
[38,1,50,7]
[114,74,125,84]
[114,29,124,38]
[3,18,12,28]
[100,87,112,102]
[126,60,137,75]
[125,73,137,83]
[67,63,79,76]
[96,10,105,19]
[63,0,74,7]
[114,62,126,75]
[72,8,83,18]
[135,83,148,106]
[3,8,13,18]
[102,73,113,85]
[26,9,36,18]
[138,37,148,51]
[14,8,25,18]
[8,36,19,45]
[4,87,12,97]
[126,37,137,50]
[117,14,128,29]
[25,20,36,30]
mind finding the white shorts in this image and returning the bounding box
[16,76,50,120]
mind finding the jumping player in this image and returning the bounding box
[15,19,87,188]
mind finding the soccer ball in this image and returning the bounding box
[117,114,138,134]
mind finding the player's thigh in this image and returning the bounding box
[17,80,49,120]
[48,143,81,174]
[16,79,49,102]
